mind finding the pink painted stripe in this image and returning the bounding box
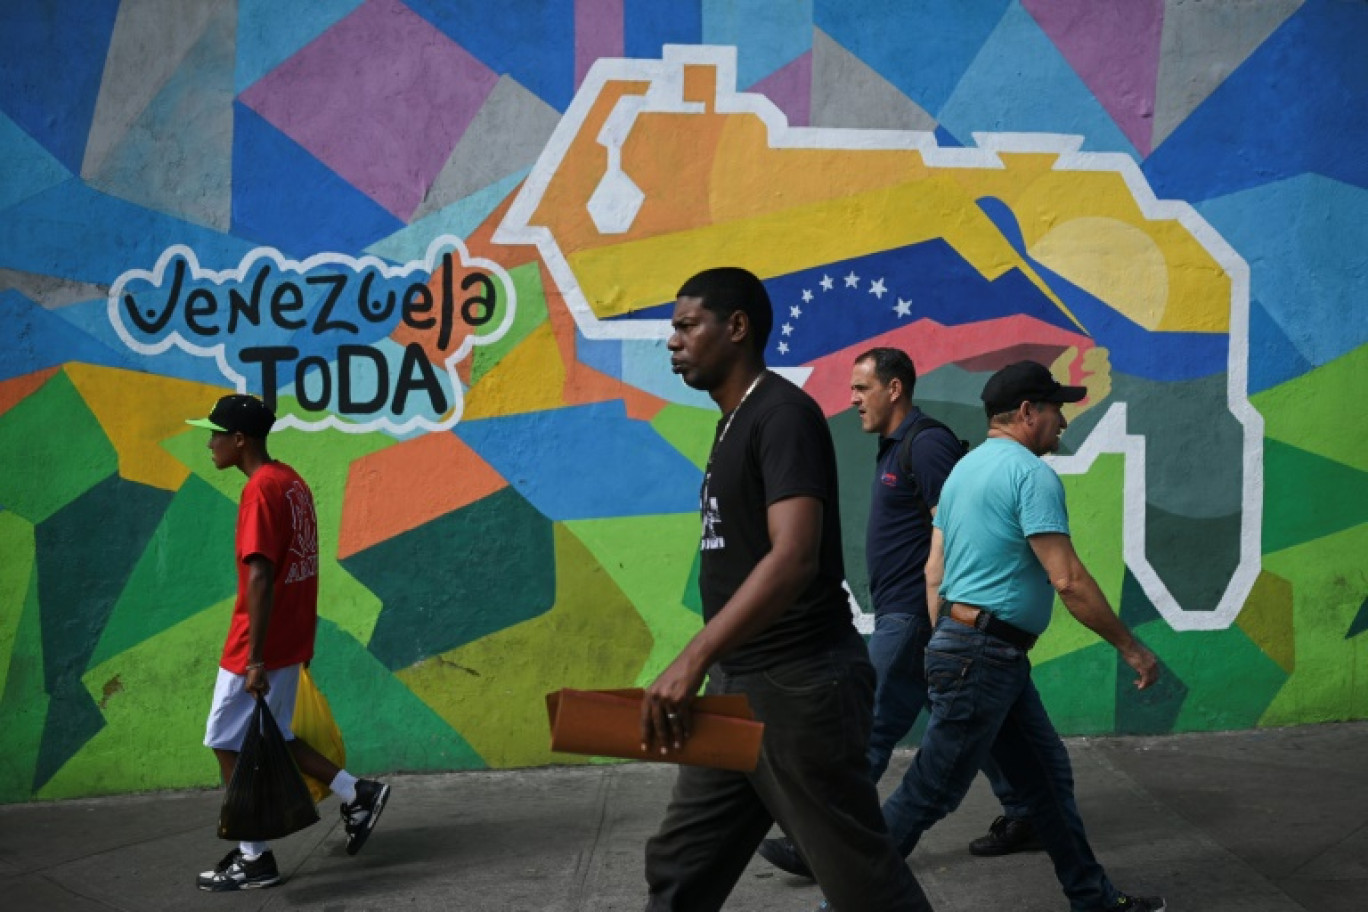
[575,0,624,88]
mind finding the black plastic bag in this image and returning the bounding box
[218,695,320,840]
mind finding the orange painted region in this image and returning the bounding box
[337,432,507,560]
[464,184,540,271]
[0,366,60,419]
[800,315,1096,416]
[64,363,233,490]
[530,80,653,257]
[616,111,730,239]
[682,63,716,106]
[564,360,668,422]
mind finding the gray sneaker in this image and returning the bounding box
[196,849,280,891]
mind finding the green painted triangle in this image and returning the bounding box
[0,564,50,802]
[1253,344,1368,473]
[1262,438,1368,554]
[0,369,117,523]
[1032,640,1118,735]
[830,408,875,611]
[89,473,239,667]
[469,261,550,385]
[650,402,719,471]
[310,618,485,774]
[0,510,36,691]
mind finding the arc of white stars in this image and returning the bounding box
[894,298,912,318]
[819,275,834,291]
[781,323,794,336]
[869,278,887,299]
[844,271,860,288]
[801,289,813,303]
[777,341,790,355]
[790,305,802,319]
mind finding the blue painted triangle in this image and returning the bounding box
[0,290,136,382]
[1142,0,1368,200]
[0,111,71,213]
[50,297,234,388]
[231,102,403,257]
[1247,297,1314,394]
[235,0,365,93]
[0,0,120,171]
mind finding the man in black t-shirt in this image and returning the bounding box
[640,267,932,912]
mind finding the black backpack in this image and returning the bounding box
[894,415,970,529]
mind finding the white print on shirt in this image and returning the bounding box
[701,494,725,552]
[283,480,320,584]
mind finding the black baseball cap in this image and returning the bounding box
[187,394,275,438]
[981,361,1087,414]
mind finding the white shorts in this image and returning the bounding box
[204,665,301,750]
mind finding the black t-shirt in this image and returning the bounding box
[698,372,855,673]
[865,408,964,617]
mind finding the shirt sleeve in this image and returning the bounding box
[237,480,283,566]
[907,425,963,509]
[1019,461,1071,537]
[755,402,832,506]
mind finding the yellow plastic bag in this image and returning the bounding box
[293,666,347,804]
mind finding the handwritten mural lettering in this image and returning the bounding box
[108,236,515,433]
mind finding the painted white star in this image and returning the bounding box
[869,278,887,299]
[844,271,860,288]
[801,289,813,303]
[894,298,912,318]
[781,322,794,336]
[790,305,803,319]
[819,275,834,291]
[777,341,790,355]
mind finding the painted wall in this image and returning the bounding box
[1,0,1364,802]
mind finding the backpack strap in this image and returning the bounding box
[895,415,968,529]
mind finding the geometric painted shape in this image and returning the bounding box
[455,400,703,519]
[746,49,812,127]
[338,432,508,560]
[0,560,49,803]
[349,486,556,671]
[814,0,1012,116]
[395,523,652,766]
[369,167,531,262]
[0,289,133,383]
[80,0,218,179]
[0,510,36,718]
[575,0,624,89]
[0,0,120,171]
[648,401,721,473]
[88,473,239,668]
[0,368,63,423]
[33,679,106,793]
[704,0,813,92]
[830,406,875,613]
[234,0,366,93]
[1262,439,1368,555]
[1347,597,1368,641]
[1253,343,1368,476]
[1235,571,1296,673]
[1142,0,1368,200]
[409,76,560,222]
[0,268,106,311]
[1151,0,1303,149]
[810,28,937,131]
[467,261,552,387]
[624,0,703,59]
[405,0,577,111]
[0,370,118,524]
[564,513,706,684]
[1033,639,1120,735]
[309,618,485,774]
[229,102,404,256]
[937,1,1137,155]
[87,0,235,230]
[1021,0,1164,154]
[1197,175,1368,372]
[64,363,232,492]
[462,323,568,419]
[240,0,500,221]
[1246,297,1316,395]
[1144,504,1242,616]
[1113,633,1188,736]
[0,110,70,213]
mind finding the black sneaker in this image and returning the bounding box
[1106,894,1167,912]
[756,836,814,880]
[341,779,391,855]
[196,850,280,891]
[968,815,1043,856]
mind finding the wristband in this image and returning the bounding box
[246,661,265,670]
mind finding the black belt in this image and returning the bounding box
[947,603,1038,651]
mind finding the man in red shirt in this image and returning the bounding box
[189,394,390,891]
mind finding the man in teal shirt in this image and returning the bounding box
[879,361,1166,912]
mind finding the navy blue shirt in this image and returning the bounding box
[865,408,965,618]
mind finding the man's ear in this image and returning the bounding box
[887,377,902,402]
[727,309,750,345]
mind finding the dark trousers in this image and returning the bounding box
[644,637,932,912]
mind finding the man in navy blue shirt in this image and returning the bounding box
[759,348,1037,879]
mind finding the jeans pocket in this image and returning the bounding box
[924,647,975,722]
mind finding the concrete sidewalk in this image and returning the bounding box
[2,721,1365,911]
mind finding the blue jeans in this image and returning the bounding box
[880,617,1121,912]
[644,635,932,912]
[867,611,1027,816]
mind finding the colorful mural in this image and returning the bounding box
[1,0,1365,803]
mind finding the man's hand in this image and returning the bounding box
[640,653,706,755]
[1121,643,1161,690]
[244,665,270,697]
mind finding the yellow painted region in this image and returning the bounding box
[395,524,652,767]
[461,322,567,419]
[1053,345,1113,423]
[567,178,1078,323]
[65,363,231,491]
[1235,571,1296,675]
[1011,170,1231,333]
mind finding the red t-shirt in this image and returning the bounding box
[220,461,320,673]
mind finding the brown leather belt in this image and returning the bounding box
[946,602,1038,651]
